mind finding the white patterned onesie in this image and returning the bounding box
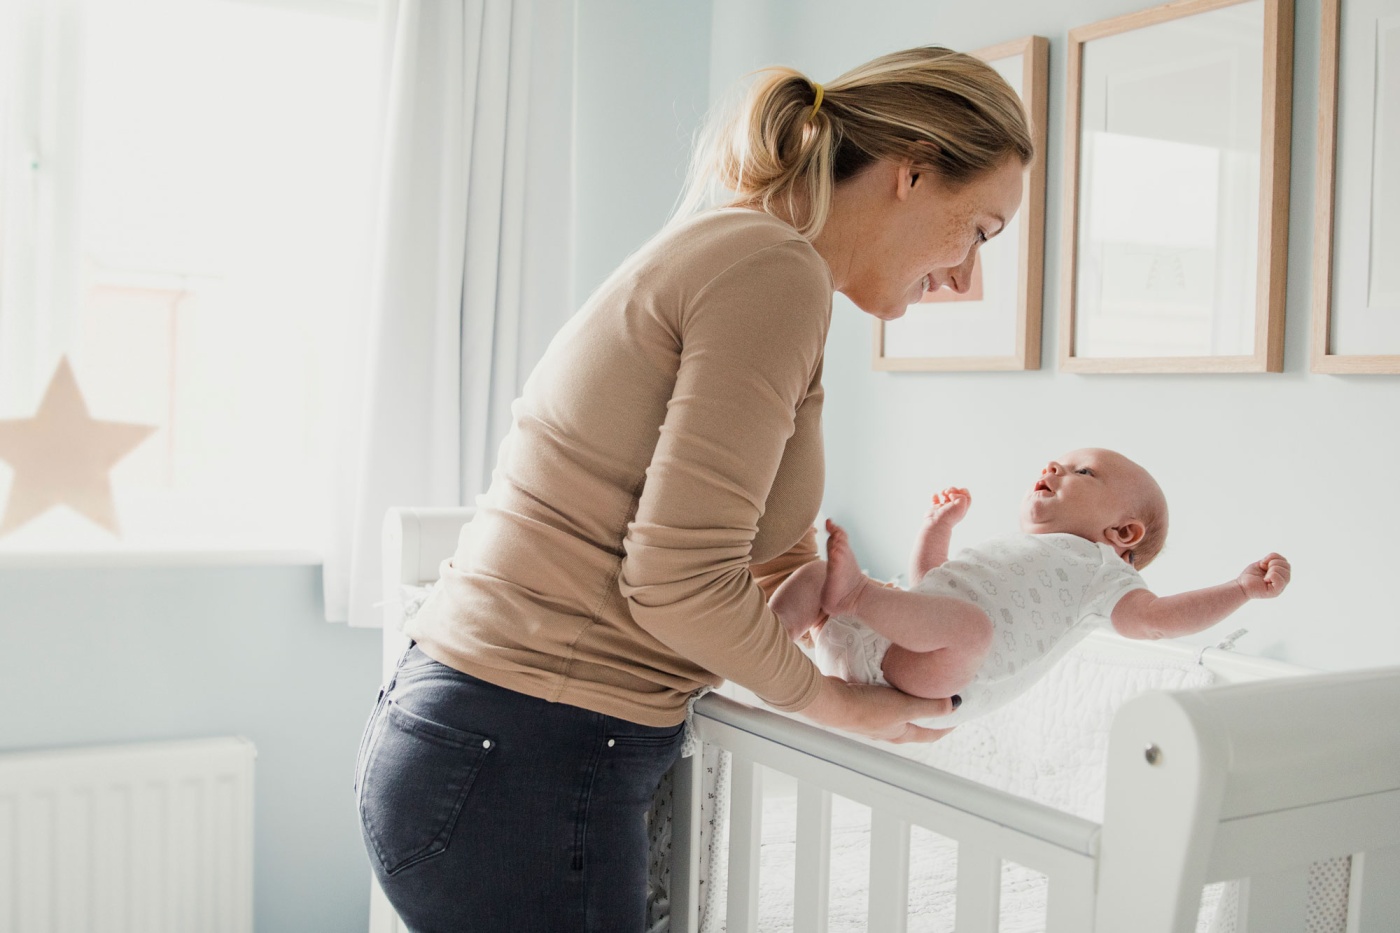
[812,533,1146,727]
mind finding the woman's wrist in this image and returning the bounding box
[796,675,854,729]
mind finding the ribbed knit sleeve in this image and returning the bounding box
[618,241,829,712]
[751,525,819,600]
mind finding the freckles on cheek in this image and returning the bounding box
[929,210,974,267]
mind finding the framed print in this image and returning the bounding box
[1060,0,1293,373]
[1312,0,1400,372]
[873,35,1048,372]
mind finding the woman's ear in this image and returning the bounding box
[895,161,918,200]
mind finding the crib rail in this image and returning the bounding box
[675,666,1400,933]
[1098,665,1400,933]
[671,694,1103,933]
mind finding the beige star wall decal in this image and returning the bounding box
[0,356,157,537]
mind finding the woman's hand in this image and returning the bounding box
[797,675,957,743]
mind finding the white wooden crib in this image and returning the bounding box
[372,507,1400,933]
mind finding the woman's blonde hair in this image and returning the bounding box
[673,46,1034,239]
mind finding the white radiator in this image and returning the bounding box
[0,737,256,933]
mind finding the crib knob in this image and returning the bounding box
[1144,744,1162,765]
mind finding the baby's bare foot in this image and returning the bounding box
[821,519,868,618]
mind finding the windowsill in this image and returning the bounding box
[0,548,324,569]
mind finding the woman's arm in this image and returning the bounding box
[799,676,959,742]
[615,238,962,743]
[751,525,820,600]
[618,240,833,713]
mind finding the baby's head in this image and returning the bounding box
[1019,448,1168,568]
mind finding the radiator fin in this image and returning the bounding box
[0,738,255,933]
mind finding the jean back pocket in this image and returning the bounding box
[357,699,494,875]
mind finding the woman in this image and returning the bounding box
[356,45,1032,932]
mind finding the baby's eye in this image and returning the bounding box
[1075,467,1094,476]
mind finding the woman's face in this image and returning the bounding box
[842,156,1025,320]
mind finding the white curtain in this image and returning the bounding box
[323,0,575,626]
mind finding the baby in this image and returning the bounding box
[771,448,1291,727]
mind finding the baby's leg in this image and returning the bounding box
[825,518,991,649]
[818,519,869,619]
[847,585,994,654]
[769,559,829,641]
[881,642,987,700]
[822,519,993,697]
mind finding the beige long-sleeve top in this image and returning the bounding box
[406,209,832,726]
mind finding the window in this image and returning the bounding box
[0,0,381,556]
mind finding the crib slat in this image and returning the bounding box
[868,810,910,933]
[667,754,703,933]
[1045,857,1097,933]
[1235,864,1308,933]
[1348,846,1400,932]
[793,781,831,933]
[725,756,763,933]
[954,842,1001,933]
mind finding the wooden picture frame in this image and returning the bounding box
[1059,0,1293,373]
[872,35,1048,372]
[1311,0,1400,372]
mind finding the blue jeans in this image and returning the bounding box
[355,644,686,933]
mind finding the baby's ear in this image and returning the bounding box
[1105,519,1146,552]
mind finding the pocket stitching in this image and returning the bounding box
[359,701,494,876]
[604,724,686,748]
[387,699,484,748]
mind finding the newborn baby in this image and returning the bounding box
[772,448,1290,726]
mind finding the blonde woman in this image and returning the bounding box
[355,46,1033,933]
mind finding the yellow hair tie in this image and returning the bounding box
[809,82,824,120]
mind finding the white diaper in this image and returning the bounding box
[812,614,892,687]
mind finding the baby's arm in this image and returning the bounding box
[909,488,971,584]
[1111,553,1291,641]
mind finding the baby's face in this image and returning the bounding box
[1019,448,1152,545]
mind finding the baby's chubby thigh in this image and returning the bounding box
[879,598,993,700]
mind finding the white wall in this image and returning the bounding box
[572,0,1400,672]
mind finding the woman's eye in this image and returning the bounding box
[976,228,988,244]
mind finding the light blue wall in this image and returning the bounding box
[0,562,382,933]
[573,0,1400,673]
[571,0,714,309]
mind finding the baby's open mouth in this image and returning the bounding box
[1034,480,1051,494]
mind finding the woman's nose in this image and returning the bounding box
[946,249,978,294]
